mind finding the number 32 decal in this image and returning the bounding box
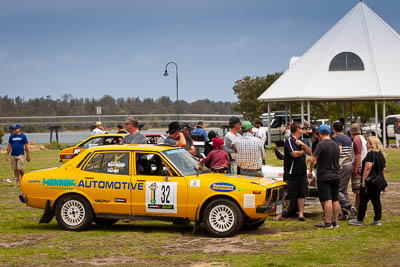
[145,182,177,213]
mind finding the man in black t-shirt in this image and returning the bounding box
[309,124,341,228]
[282,123,312,220]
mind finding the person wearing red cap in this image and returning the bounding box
[200,137,230,173]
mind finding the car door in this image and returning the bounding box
[76,151,132,215]
[131,151,188,217]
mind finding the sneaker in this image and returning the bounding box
[315,221,333,229]
[338,213,348,221]
[348,219,364,226]
[332,221,339,228]
[370,220,382,226]
[350,206,357,219]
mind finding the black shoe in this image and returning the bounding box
[332,221,339,228]
[315,221,333,229]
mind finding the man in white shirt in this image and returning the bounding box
[254,119,267,144]
[91,121,106,136]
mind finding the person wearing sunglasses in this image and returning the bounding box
[122,117,146,144]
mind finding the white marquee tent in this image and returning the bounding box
[258,1,400,147]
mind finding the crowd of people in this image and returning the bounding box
[5,115,390,228]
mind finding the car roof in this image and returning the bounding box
[89,133,127,137]
[85,144,178,152]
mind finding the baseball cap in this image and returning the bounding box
[241,121,253,131]
[319,124,330,134]
[12,124,21,130]
[181,123,193,130]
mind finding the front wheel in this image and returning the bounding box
[55,195,93,231]
[203,198,243,237]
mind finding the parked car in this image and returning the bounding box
[262,165,318,217]
[20,144,288,237]
[362,114,400,139]
[60,134,126,163]
[60,133,167,163]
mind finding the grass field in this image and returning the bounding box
[0,148,399,266]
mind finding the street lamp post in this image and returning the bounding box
[163,62,179,121]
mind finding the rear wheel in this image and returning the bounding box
[55,195,93,231]
[93,217,119,226]
[203,198,243,237]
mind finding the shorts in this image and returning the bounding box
[284,174,308,199]
[10,155,24,171]
[317,179,340,202]
[351,172,361,194]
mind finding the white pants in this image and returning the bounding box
[395,133,400,148]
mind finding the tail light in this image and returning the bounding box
[60,154,75,160]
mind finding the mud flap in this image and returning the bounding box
[39,200,55,224]
[192,205,201,234]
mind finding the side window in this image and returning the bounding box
[84,152,130,175]
[136,153,177,176]
[80,137,104,149]
[104,136,121,145]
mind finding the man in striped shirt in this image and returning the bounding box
[236,121,265,177]
[332,121,354,219]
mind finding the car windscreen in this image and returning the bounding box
[162,148,207,176]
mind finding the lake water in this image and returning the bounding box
[1,128,223,147]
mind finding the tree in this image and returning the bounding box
[232,73,282,120]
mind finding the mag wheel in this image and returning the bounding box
[203,198,243,237]
[55,195,93,231]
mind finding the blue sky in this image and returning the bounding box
[0,0,399,102]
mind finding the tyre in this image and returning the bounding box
[203,198,243,237]
[93,217,119,226]
[55,194,93,231]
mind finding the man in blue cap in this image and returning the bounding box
[308,124,341,228]
[6,124,30,187]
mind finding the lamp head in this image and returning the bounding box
[163,70,169,77]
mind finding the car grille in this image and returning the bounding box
[267,185,288,203]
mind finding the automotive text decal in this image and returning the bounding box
[210,182,236,192]
[77,180,144,190]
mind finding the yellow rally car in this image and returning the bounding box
[20,145,288,237]
[60,134,126,163]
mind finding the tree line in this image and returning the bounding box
[0,95,237,117]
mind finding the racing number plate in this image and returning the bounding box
[276,204,283,214]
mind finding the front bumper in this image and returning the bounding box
[256,199,289,214]
[19,194,27,203]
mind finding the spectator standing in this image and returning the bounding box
[91,121,106,135]
[122,117,146,144]
[394,118,400,148]
[236,121,266,177]
[379,120,390,148]
[349,136,387,226]
[281,122,292,142]
[182,123,196,156]
[350,124,367,216]
[164,121,186,148]
[224,116,242,174]
[6,124,30,187]
[302,121,313,147]
[254,119,267,144]
[204,131,217,156]
[201,137,230,173]
[309,125,341,228]
[191,121,208,141]
[117,124,127,134]
[332,121,354,219]
[281,123,312,220]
